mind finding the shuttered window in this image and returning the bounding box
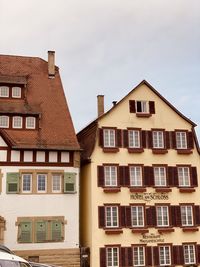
[183,244,196,264]
[152,131,164,148]
[156,206,169,227]
[154,167,166,187]
[106,247,119,267]
[35,221,48,242]
[131,206,144,227]
[103,129,115,147]
[181,206,193,226]
[105,206,118,228]
[104,166,117,187]
[133,246,145,266]
[6,172,20,193]
[18,222,32,243]
[176,132,187,149]
[51,221,63,241]
[130,166,142,186]
[128,130,140,148]
[159,246,171,266]
[64,172,76,193]
[136,101,148,113]
[178,167,190,187]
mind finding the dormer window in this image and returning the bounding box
[0,116,9,128]
[26,117,36,129]
[136,101,148,113]
[12,87,21,98]
[0,86,9,97]
[13,116,22,129]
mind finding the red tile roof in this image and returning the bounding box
[0,54,79,150]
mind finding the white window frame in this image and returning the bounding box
[22,174,32,193]
[131,206,144,227]
[0,116,9,128]
[133,246,145,266]
[130,166,142,187]
[26,117,36,129]
[106,247,119,267]
[12,86,21,98]
[181,206,193,226]
[13,116,22,129]
[52,173,62,193]
[156,206,169,227]
[154,167,166,187]
[135,101,148,113]
[178,167,190,187]
[183,244,196,265]
[37,174,47,193]
[159,246,171,266]
[104,166,117,187]
[105,206,118,228]
[103,129,116,147]
[0,86,9,97]
[153,131,164,148]
[128,130,140,148]
[176,131,187,149]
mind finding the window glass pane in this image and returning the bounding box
[184,245,195,264]
[52,174,61,192]
[131,206,144,227]
[0,116,9,128]
[26,117,36,129]
[128,130,140,148]
[37,174,46,192]
[0,86,9,97]
[159,246,171,265]
[133,247,145,266]
[154,167,166,186]
[153,131,164,148]
[104,129,115,147]
[156,206,169,226]
[136,101,148,113]
[106,206,118,227]
[130,166,142,186]
[104,166,117,187]
[176,132,187,149]
[107,247,119,267]
[181,206,193,226]
[12,86,21,98]
[178,167,190,187]
[13,116,22,128]
[22,174,32,192]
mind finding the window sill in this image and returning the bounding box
[179,188,196,193]
[102,148,119,153]
[136,113,152,118]
[176,149,193,154]
[131,229,149,234]
[157,228,174,233]
[104,229,123,235]
[182,227,199,232]
[152,149,168,154]
[103,188,121,193]
[128,148,144,153]
[129,187,146,193]
[155,188,172,193]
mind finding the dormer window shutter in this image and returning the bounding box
[6,173,20,193]
[64,172,76,193]
[97,166,104,187]
[129,100,136,113]
[99,128,104,147]
[98,206,105,228]
[191,167,198,187]
[149,101,155,114]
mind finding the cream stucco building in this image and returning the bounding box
[78,80,200,267]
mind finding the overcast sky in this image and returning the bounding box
[1,0,200,136]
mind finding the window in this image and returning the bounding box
[104,166,117,187]
[12,86,21,98]
[103,129,115,147]
[52,174,61,193]
[176,132,187,149]
[178,167,190,187]
[133,246,145,266]
[128,130,140,148]
[183,244,196,264]
[105,206,118,228]
[159,246,171,266]
[106,247,119,267]
[131,206,144,227]
[153,131,164,148]
[156,206,169,227]
[130,166,142,187]
[37,174,47,193]
[154,167,166,187]
[26,117,36,129]
[13,116,22,128]
[136,101,148,113]
[181,206,193,226]
[0,116,9,128]
[0,86,9,97]
[22,174,32,193]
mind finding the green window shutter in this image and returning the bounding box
[51,221,63,242]
[6,173,20,193]
[35,221,48,243]
[64,173,76,193]
[18,222,32,243]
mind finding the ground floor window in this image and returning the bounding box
[133,246,145,266]
[106,247,119,267]
[184,244,196,264]
[159,246,171,266]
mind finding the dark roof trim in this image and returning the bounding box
[0,75,27,85]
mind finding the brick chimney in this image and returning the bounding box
[48,51,55,78]
[97,95,104,117]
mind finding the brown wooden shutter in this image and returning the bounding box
[153,247,159,266]
[146,247,152,266]
[144,166,154,187]
[129,100,136,113]
[191,167,198,187]
[117,129,122,147]
[171,206,177,227]
[120,206,126,228]
[100,247,106,267]
[126,206,132,227]
[123,130,128,148]
[141,130,147,148]
[98,207,105,228]
[127,247,133,266]
[187,131,194,149]
[168,167,178,186]
[119,166,129,187]
[146,206,156,227]
[119,166,125,186]
[149,101,155,114]
[97,166,104,187]
[171,131,176,149]
[99,128,104,147]
[173,246,184,265]
[197,245,200,264]
[195,206,200,225]
[120,247,126,267]
[147,131,153,148]
[174,206,182,227]
[165,131,171,149]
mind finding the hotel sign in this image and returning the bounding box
[140,233,165,243]
[130,192,169,202]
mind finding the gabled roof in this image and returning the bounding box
[0,54,79,150]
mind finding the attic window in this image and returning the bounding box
[136,101,148,113]
[26,117,36,129]
[0,86,9,97]
[13,116,22,129]
[0,116,9,128]
[12,87,21,98]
